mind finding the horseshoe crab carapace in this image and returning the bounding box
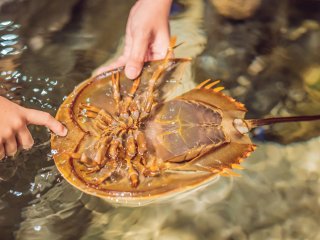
[51,38,320,206]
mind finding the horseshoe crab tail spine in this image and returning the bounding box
[234,115,320,134]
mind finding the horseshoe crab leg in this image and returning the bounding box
[121,77,141,114]
[69,152,100,171]
[132,155,145,174]
[78,103,101,117]
[108,129,125,160]
[128,101,140,125]
[125,130,139,187]
[93,160,118,184]
[141,37,177,116]
[94,135,112,166]
[130,130,148,176]
[143,156,160,177]
[79,104,114,123]
[135,130,147,156]
[111,71,121,114]
[108,138,122,160]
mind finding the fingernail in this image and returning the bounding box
[7,151,16,157]
[126,66,138,79]
[61,126,68,137]
[22,144,33,150]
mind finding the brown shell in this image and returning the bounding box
[51,59,255,206]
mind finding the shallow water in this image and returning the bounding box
[0,0,320,239]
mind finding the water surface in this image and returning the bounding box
[0,0,320,239]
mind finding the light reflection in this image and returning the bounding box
[17,69,67,109]
[9,190,23,197]
[0,40,18,46]
[0,20,24,58]
[0,47,14,55]
[1,34,18,40]
[41,90,47,95]
[0,20,13,26]
[0,20,24,105]
[33,225,42,231]
[30,182,36,192]
[50,80,58,85]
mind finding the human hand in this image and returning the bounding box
[95,0,173,79]
[0,96,67,160]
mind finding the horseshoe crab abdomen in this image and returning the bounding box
[145,99,228,162]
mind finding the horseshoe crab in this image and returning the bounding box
[51,38,320,206]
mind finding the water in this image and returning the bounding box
[0,0,320,239]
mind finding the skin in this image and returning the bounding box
[0,96,67,160]
[0,0,171,160]
[95,0,173,79]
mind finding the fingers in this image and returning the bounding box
[148,32,170,60]
[0,126,34,159]
[16,126,34,150]
[0,143,5,160]
[125,32,149,79]
[4,134,17,157]
[94,28,169,80]
[0,107,65,160]
[0,131,32,160]
[25,109,68,137]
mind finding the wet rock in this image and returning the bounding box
[303,65,320,100]
[158,228,198,240]
[211,0,262,20]
[0,158,18,181]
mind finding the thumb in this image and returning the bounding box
[25,108,68,137]
[125,33,149,79]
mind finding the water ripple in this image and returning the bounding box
[0,20,25,58]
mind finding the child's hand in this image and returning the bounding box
[95,0,172,79]
[0,96,67,160]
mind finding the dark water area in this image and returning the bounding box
[0,0,319,239]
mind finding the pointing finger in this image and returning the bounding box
[25,109,68,137]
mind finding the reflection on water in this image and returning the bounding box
[0,0,319,239]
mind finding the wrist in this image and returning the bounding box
[138,0,172,8]
[139,0,172,17]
